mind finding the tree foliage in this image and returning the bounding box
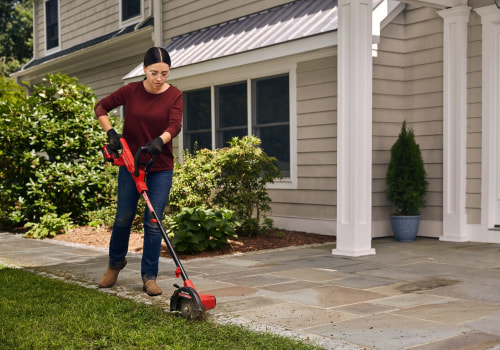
[0,0,33,75]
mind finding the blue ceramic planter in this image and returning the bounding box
[390,215,421,242]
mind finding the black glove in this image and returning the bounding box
[143,136,164,155]
[107,129,122,151]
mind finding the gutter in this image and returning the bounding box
[11,26,153,82]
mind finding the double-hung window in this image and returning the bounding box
[183,74,290,177]
[45,0,59,51]
[121,0,142,25]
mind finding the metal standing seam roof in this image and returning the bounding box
[125,0,385,79]
[124,0,339,79]
[167,0,338,67]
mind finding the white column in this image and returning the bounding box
[333,0,375,256]
[475,6,500,235]
[437,6,471,242]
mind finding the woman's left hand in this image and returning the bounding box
[143,137,164,155]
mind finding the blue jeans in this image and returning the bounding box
[108,166,173,282]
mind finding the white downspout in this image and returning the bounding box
[153,0,162,47]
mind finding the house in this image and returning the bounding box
[11,0,500,255]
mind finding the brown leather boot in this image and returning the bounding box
[143,279,162,296]
[98,259,127,288]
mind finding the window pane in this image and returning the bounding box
[185,89,211,131]
[217,82,247,128]
[187,131,212,151]
[258,125,290,177]
[221,128,247,148]
[253,74,290,176]
[256,75,289,124]
[122,0,141,21]
[184,88,212,151]
[45,0,58,50]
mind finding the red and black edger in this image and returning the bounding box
[103,138,216,319]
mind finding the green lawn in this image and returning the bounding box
[0,265,322,349]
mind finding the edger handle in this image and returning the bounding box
[103,138,155,194]
[133,146,157,178]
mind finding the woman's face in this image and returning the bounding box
[143,62,170,93]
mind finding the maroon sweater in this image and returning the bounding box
[95,81,183,171]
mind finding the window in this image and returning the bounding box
[45,0,59,51]
[183,74,290,177]
[184,88,212,151]
[121,0,141,23]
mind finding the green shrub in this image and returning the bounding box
[166,206,240,254]
[86,202,117,228]
[214,136,282,235]
[23,213,74,239]
[169,147,218,212]
[169,136,282,236]
[386,121,428,215]
[0,73,117,230]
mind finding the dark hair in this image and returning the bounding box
[143,47,171,67]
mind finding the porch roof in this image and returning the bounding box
[124,0,351,79]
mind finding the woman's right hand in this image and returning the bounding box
[107,129,122,151]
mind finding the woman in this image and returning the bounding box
[94,47,182,296]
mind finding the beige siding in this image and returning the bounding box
[162,0,293,40]
[373,12,406,221]
[268,56,337,221]
[34,0,44,58]
[466,6,482,225]
[76,54,145,100]
[61,1,118,49]
[373,5,444,227]
[35,0,152,57]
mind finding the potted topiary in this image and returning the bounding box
[386,121,428,241]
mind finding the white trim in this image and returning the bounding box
[210,85,216,153]
[247,80,252,136]
[44,0,61,55]
[466,224,500,244]
[373,0,402,36]
[401,0,467,9]
[437,6,471,242]
[119,0,144,28]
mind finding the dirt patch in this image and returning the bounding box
[51,226,335,260]
[396,277,460,293]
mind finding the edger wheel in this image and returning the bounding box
[179,298,201,320]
